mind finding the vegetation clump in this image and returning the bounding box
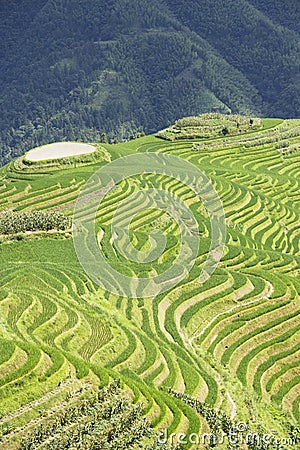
[156,113,262,140]
[20,380,176,450]
[168,389,298,450]
[0,209,71,234]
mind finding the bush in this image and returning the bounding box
[0,209,71,234]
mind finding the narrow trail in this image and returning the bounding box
[227,391,237,419]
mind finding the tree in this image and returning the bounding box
[222,127,229,136]
[101,132,108,143]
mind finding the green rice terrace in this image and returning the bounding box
[156,113,263,140]
[0,115,299,449]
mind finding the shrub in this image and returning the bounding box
[0,209,71,234]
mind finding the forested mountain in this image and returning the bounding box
[0,0,299,164]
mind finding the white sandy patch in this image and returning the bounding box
[25,142,96,162]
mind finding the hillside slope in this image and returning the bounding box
[0,0,299,164]
[0,116,299,448]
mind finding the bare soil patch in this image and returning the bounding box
[26,142,96,161]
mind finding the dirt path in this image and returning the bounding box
[227,391,237,419]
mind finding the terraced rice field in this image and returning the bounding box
[0,118,299,448]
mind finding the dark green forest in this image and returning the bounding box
[0,0,299,164]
